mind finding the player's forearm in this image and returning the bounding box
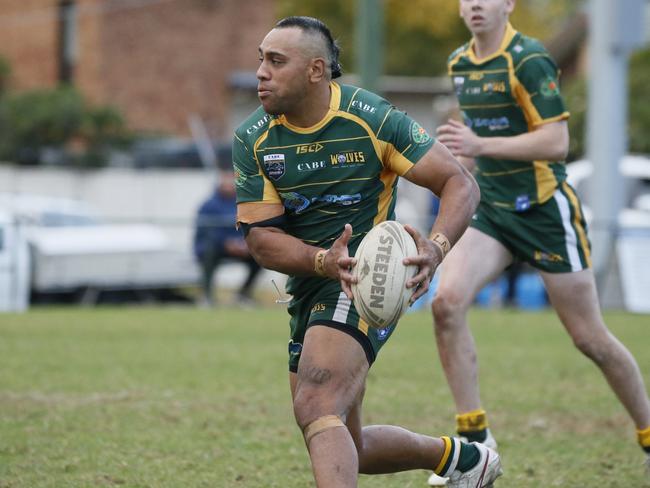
[432,171,480,246]
[477,124,568,162]
[245,227,322,276]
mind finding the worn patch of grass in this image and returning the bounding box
[0,306,648,487]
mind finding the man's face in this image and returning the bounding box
[256,27,312,115]
[459,0,514,35]
[217,171,236,198]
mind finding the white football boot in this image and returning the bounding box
[427,472,449,486]
[428,430,498,486]
[446,443,502,488]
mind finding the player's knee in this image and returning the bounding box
[432,288,466,328]
[572,334,609,366]
[292,382,338,431]
[293,395,342,436]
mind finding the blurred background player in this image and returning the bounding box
[428,1,650,484]
[193,150,261,307]
[234,15,501,488]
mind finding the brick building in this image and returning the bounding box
[0,0,275,137]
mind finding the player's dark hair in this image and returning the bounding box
[275,16,342,79]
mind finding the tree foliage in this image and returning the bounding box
[276,0,580,76]
[0,85,131,167]
[564,47,650,160]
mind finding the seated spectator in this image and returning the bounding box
[193,165,261,306]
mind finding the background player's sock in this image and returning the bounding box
[638,426,650,453]
[456,409,489,443]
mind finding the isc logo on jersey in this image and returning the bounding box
[296,143,324,154]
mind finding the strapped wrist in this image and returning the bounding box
[429,232,451,259]
[314,249,327,276]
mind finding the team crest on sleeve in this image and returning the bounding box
[540,77,560,98]
[263,153,286,180]
[410,121,432,144]
[233,163,247,187]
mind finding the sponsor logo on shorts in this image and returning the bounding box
[263,153,286,180]
[534,250,564,263]
[288,340,303,358]
[376,325,394,341]
[311,303,326,313]
[515,194,531,212]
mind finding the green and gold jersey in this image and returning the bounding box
[448,23,569,211]
[233,82,434,295]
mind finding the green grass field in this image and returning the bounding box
[0,306,649,487]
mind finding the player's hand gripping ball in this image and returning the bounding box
[351,221,418,329]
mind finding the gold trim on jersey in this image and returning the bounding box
[480,166,533,177]
[346,87,363,111]
[376,107,393,137]
[260,135,370,152]
[562,182,592,266]
[515,53,549,72]
[278,82,342,134]
[274,177,375,192]
[233,132,247,148]
[459,102,517,110]
[374,169,397,225]
[335,111,384,164]
[378,141,416,176]
[510,60,543,128]
[534,160,557,204]
[532,112,570,127]
[450,68,510,76]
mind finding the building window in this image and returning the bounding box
[58,0,77,84]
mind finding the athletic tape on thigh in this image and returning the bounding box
[303,415,345,444]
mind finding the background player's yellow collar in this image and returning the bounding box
[466,23,517,64]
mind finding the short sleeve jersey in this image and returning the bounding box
[448,23,570,211]
[233,82,434,295]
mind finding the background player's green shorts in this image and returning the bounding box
[471,182,592,273]
[286,279,398,373]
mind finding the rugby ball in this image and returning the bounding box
[351,221,418,329]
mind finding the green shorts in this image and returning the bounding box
[286,279,397,373]
[471,182,592,273]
